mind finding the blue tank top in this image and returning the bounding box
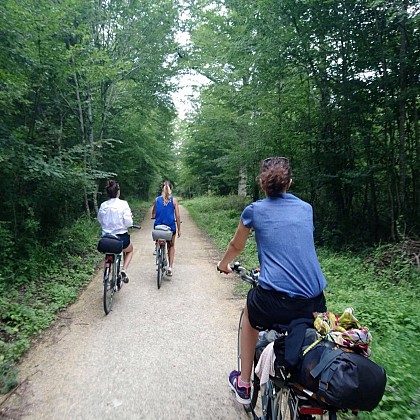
[154,196,176,232]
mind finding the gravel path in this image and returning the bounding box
[0,206,249,420]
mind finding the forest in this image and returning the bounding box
[0,0,419,416]
[0,0,419,251]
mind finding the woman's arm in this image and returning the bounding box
[174,197,181,237]
[123,203,133,228]
[151,198,157,219]
[217,220,250,273]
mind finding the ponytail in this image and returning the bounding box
[161,180,172,205]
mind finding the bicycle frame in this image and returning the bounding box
[155,239,168,263]
[105,252,122,286]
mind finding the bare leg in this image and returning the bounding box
[239,307,259,383]
[123,243,133,269]
[168,235,176,267]
[168,243,175,267]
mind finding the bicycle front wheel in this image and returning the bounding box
[237,309,259,413]
[237,309,244,371]
[157,246,163,289]
[103,264,114,315]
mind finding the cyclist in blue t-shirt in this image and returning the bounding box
[151,180,181,276]
[217,157,327,405]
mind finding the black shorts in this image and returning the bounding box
[247,285,327,331]
[116,233,131,249]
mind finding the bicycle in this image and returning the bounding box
[97,225,140,315]
[151,224,173,289]
[231,264,338,420]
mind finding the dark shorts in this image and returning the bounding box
[247,285,327,331]
[116,233,131,249]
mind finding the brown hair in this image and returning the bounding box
[161,180,172,205]
[258,157,292,197]
[106,179,120,198]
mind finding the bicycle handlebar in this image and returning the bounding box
[230,262,259,287]
[131,225,141,230]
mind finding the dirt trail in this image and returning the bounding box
[0,205,249,420]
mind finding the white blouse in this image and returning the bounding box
[97,198,133,235]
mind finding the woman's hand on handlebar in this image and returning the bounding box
[217,261,232,274]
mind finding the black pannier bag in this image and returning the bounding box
[97,235,123,254]
[294,343,387,411]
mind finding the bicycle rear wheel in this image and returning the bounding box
[103,264,114,315]
[274,386,336,420]
[157,246,163,289]
[273,386,292,420]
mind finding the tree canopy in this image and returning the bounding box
[0,0,180,254]
[0,0,419,258]
[180,0,420,246]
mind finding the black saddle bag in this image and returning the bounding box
[97,235,123,254]
[294,343,387,411]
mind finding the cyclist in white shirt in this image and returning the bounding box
[97,180,134,283]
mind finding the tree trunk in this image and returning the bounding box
[71,54,90,217]
[238,167,247,196]
[86,90,99,214]
[397,1,408,237]
[413,99,419,217]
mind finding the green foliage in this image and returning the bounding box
[0,0,180,264]
[184,195,420,419]
[320,247,420,419]
[0,362,18,394]
[183,0,420,244]
[184,195,256,258]
[0,222,14,274]
[52,216,101,258]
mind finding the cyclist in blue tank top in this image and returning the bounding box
[151,180,181,276]
[217,157,327,405]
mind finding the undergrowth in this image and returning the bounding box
[0,200,149,394]
[183,196,420,420]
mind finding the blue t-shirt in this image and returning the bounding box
[241,193,327,298]
[154,196,176,232]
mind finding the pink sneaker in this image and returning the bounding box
[228,370,251,404]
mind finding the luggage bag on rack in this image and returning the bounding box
[97,234,124,254]
[152,224,173,241]
[294,342,387,411]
